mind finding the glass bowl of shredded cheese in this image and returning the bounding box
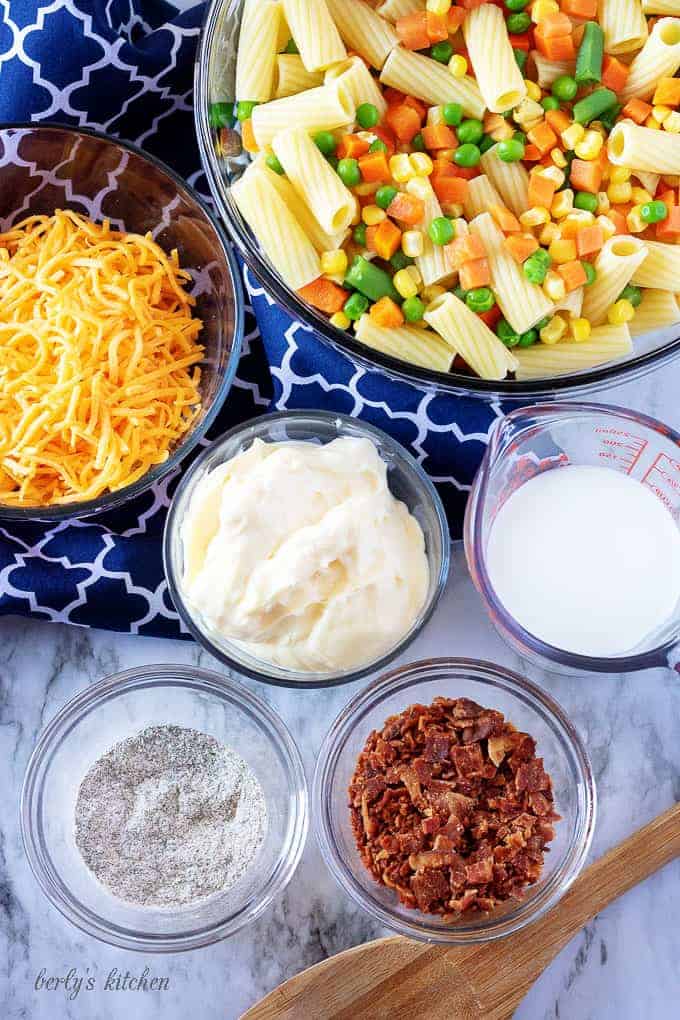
[0,124,243,519]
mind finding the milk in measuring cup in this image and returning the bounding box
[486,464,680,657]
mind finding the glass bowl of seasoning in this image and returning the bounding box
[314,657,596,944]
[21,665,308,952]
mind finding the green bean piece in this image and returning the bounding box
[575,22,604,86]
[572,88,618,125]
[344,256,400,302]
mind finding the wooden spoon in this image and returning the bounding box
[244,802,680,1020]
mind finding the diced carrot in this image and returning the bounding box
[621,98,652,124]
[298,277,349,314]
[653,77,680,107]
[534,25,575,61]
[537,12,573,36]
[608,208,629,234]
[402,94,427,121]
[489,203,521,233]
[364,225,378,252]
[432,159,459,179]
[337,134,371,159]
[655,190,677,238]
[478,305,502,329]
[241,118,258,153]
[459,0,486,9]
[426,11,449,42]
[576,224,605,257]
[527,172,558,208]
[527,120,558,155]
[387,191,426,225]
[508,33,531,51]
[383,87,406,107]
[459,257,492,289]
[569,158,602,194]
[371,126,396,158]
[447,7,467,32]
[432,176,470,205]
[358,151,391,182]
[421,124,459,150]
[370,296,405,328]
[449,164,480,179]
[503,234,539,263]
[561,0,597,17]
[545,108,571,135]
[523,143,543,161]
[385,104,422,143]
[395,11,430,50]
[373,218,402,260]
[656,205,680,238]
[601,55,630,94]
[446,234,487,268]
[557,260,588,292]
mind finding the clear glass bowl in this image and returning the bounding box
[314,658,596,943]
[194,0,680,400]
[21,665,308,952]
[0,124,244,521]
[163,410,450,688]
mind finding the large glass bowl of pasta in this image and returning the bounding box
[0,124,243,520]
[196,0,680,400]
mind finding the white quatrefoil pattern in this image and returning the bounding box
[0,0,502,637]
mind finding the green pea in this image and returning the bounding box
[412,132,426,152]
[402,296,425,322]
[390,251,414,271]
[619,284,643,307]
[465,287,496,313]
[314,130,336,156]
[357,103,380,129]
[454,285,467,301]
[513,130,527,144]
[506,11,531,32]
[431,40,453,63]
[497,138,525,162]
[376,185,398,210]
[496,318,520,346]
[574,191,598,213]
[523,248,551,285]
[265,153,284,175]
[552,75,578,102]
[581,261,597,286]
[506,0,529,9]
[429,216,455,246]
[283,38,299,54]
[541,96,560,112]
[353,223,367,246]
[640,200,668,224]
[209,102,233,129]
[343,292,369,321]
[442,102,463,127]
[514,47,528,72]
[479,134,495,154]
[369,138,388,154]
[457,119,484,145]
[454,142,481,167]
[236,100,259,122]
[337,157,361,187]
[518,328,538,347]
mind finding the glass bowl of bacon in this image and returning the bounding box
[314,657,595,943]
[0,125,242,520]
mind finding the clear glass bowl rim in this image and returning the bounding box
[194,1,680,402]
[20,663,309,952]
[0,121,245,522]
[313,656,597,944]
[465,400,680,673]
[163,409,451,689]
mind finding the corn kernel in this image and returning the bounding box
[596,191,610,214]
[539,164,565,188]
[550,147,568,168]
[548,238,577,263]
[489,120,515,141]
[596,214,616,239]
[574,129,603,161]
[330,311,350,330]
[531,0,559,22]
[520,207,550,228]
[350,204,362,226]
[588,121,607,138]
[540,312,567,342]
[402,229,424,257]
[561,123,585,150]
[570,317,592,342]
[664,111,680,133]
[406,176,431,203]
[362,204,386,226]
[544,272,567,302]
[631,186,653,204]
[607,181,633,204]
[452,217,469,237]
[644,115,661,130]
[551,188,574,219]
[427,105,445,126]
[607,298,635,325]
[652,104,672,123]
[393,268,419,299]
[524,79,542,102]
[448,54,468,78]
[410,152,434,176]
[422,284,446,303]
[354,181,380,196]
[406,265,422,286]
[539,221,561,245]
[609,166,631,184]
[427,0,452,13]
[441,201,464,217]
[513,98,545,128]
[390,153,414,184]
[320,249,348,276]
[626,205,646,233]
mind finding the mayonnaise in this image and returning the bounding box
[180,437,429,672]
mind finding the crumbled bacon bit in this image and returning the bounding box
[348,697,560,918]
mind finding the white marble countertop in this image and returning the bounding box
[1,369,679,1020]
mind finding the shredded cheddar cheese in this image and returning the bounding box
[0,210,204,506]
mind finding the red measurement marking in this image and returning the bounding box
[593,426,647,473]
[640,453,680,515]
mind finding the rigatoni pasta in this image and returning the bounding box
[280,0,346,72]
[463,175,504,220]
[257,161,348,252]
[599,0,648,55]
[620,17,680,100]
[272,128,357,235]
[274,55,324,100]
[424,293,518,380]
[377,0,424,21]
[406,178,452,287]
[250,84,354,148]
[325,57,388,118]
[355,315,453,371]
[479,146,530,219]
[513,325,633,380]
[464,5,527,113]
[235,0,281,103]
[582,237,648,324]
[608,119,680,174]
[380,48,485,120]
[629,288,680,334]
[325,0,398,70]
[631,239,680,289]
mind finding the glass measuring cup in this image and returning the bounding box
[464,402,680,674]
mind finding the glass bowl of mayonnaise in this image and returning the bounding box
[164,411,450,687]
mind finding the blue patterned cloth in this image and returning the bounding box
[0,0,500,637]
